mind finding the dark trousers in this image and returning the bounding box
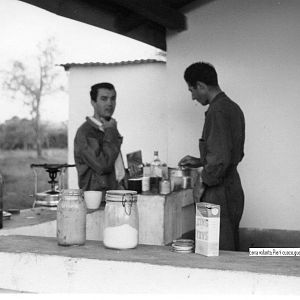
[201,169,244,251]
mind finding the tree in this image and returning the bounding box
[0,117,67,150]
[0,117,35,150]
[1,37,65,157]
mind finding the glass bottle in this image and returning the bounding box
[57,189,86,246]
[150,151,162,177]
[150,151,163,193]
[103,190,139,249]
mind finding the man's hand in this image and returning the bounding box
[178,155,201,168]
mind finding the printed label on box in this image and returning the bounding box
[195,202,220,256]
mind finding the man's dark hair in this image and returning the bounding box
[90,82,116,102]
[184,62,219,88]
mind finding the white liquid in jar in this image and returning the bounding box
[103,224,138,249]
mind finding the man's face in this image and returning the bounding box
[92,88,116,120]
[188,82,209,106]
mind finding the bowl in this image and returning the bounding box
[84,191,103,209]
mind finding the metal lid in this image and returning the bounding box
[106,190,137,196]
[62,189,82,196]
[106,190,137,202]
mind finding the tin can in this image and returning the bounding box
[142,176,150,192]
[182,176,192,189]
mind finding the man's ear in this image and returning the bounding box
[196,81,207,89]
[196,81,207,91]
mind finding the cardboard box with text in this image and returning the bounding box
[195,202,220,256]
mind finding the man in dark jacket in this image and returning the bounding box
[74,82,124,192]
[179,62,245,251]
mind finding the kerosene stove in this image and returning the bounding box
[30,163,75,209]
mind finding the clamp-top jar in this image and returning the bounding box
[103,190,139,249]
[57,189,86,246]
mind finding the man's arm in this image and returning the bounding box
[201,110,232,186]
[178,155,202,168]
[75,126,122,175]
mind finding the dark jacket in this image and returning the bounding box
[74,118,123,191]
[200,92,245,251]
[200,92,245,186]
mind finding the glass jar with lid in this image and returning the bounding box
[57,189,86,246]
[103,190,139,250]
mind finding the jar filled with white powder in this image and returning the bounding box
[103,190,139,249]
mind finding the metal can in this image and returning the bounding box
[182,176,192,189]
[142,176,150,192]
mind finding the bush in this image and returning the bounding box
[0,116,67,150]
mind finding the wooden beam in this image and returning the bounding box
[18,0,167,50]
[109,0,187,31]
[115,12,145,34]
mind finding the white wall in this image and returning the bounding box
[166,0,300,230]
[68,62,167,188]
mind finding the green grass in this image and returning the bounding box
[0,149,68,210]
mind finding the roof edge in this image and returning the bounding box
[59,59,166,71]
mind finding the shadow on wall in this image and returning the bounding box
[239,228,300,251]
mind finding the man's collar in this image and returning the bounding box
[210,91,225,105]
[86,116,104,131]
[205,92,226,116]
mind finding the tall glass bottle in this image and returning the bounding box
[150,151,162,177]
[150,151,162,193]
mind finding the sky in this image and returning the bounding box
[0,0,161,123]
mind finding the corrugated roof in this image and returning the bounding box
[60,59,166,71]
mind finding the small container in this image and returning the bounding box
[150,177,162,193]
[170,176,183,191]
[57,189,86,246]
[128,178,142,193]
[143,164,151,177]
[182,176,192,189]
[159,179,171,195]
[103,190,139,250]
[142,176,150,192]
[84,190,103,209]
